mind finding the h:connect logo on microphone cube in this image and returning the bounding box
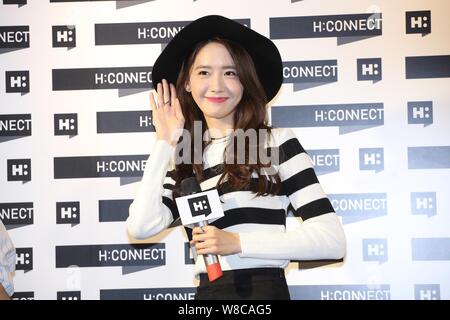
[188,195,211,218]
[176,190,225,225]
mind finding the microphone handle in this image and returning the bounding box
[196,220,223,282]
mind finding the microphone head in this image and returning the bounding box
[180,176,201,195]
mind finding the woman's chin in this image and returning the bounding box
[202,110,233,120]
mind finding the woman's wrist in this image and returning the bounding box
[156,137,177,147]
[233,232,242,254]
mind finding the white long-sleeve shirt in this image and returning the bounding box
[127,127,346,278]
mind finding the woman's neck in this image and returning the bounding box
[204,118,235,139]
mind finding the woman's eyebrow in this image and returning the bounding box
[194,65,237,70]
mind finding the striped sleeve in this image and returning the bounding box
[238,128,346,260]
[0,220,15,297]
[126,140,179,239]
[277,128,335,220]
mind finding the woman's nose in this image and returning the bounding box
[210,74,225,92]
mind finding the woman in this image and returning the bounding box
[127,15,346,300]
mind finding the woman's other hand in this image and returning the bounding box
[149,78,185,146]
[190,225,241,256]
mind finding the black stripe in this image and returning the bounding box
[163,183,174,190]
[281,167,318,197]
[162,196,179,220]
[203,164,224,180]
[266,137,306,165]
[210,207,286,229]
[295,198,335,221]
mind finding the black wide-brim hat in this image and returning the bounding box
[151,15,283,102]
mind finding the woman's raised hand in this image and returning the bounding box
[149,78,185,146]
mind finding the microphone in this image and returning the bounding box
[180,177,223,282]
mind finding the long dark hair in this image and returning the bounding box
[172,37,281,198]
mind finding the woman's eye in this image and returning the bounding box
[225,71,237,76]
[198,71,209,75]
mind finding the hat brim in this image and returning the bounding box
[151,15,283,102]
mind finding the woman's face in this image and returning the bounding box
[186,42,244,125]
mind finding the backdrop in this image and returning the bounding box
[1,0,449,300]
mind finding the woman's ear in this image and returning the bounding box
[185,83,191,92]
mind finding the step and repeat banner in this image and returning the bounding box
[1,0,449,300]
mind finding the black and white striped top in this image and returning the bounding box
[127,127,346,277]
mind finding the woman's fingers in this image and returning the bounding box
[149,91,157,113]
[190,227,207,245]
[170,84,184,121]
[162,79,171,106]
[150,80,185,144]
[192,226,207,235]
[195,240,211,250]
[156,82,163,109]
[154,80,184,124]
[170,83,177,114]
[191,233,208,243]
[170,83,177,106]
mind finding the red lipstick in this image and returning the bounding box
[206,97,228,103]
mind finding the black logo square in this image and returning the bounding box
[16,247,33,271]
[5,71,29,93]
[56,202,80,224]
[7,158,31,181]
[406,11,431,34]
[52,25,76,48]
[357,58,382,81]
[54,113,78,136]
[188,195,211,218]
